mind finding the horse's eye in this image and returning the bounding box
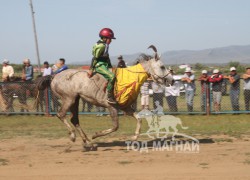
[160,66,165,70]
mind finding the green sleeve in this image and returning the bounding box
[92,43,106,58]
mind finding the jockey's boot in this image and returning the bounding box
[107,91,117,104]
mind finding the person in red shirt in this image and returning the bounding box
[208,69,223,113]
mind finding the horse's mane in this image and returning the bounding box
[133,53,152,65]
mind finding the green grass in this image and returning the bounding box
[0,114,249,140]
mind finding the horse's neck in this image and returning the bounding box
[139,61,150,73]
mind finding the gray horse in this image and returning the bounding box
[36,45,173,151]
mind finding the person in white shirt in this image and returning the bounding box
[165,68,180,112]
[43,61,52,76]
[181,67,195,112]
[2,59,14,82]
[140,80,150,110]
[151,81,164,110]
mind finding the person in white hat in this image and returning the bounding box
[181,67,195,112]
[208,69,223,112]
[22,58,33,81]
[198,70,209,111]
[2,59,14,82]
[224,67,240,111]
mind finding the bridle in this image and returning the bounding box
[148,59,171,83]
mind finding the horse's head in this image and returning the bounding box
[138,45,174,86]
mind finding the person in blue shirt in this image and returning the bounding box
[54,58,68,74]
[22,58,33,81]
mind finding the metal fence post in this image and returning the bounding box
[206,83,210,116]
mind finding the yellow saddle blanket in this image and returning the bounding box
[114,64,148,108]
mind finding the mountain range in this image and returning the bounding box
[76,45,250,65]
[110,44,250,65]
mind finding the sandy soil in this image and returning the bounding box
[0,136,250,180]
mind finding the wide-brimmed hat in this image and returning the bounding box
[2,59,9,64]
[213,69,219,74]
[202,70,208,74]
[23,58,30,64]
[185,67,192,73]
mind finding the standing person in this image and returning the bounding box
[165,67,179,112]
[224,67,240,111]
[140,79,150,110]
[42,61,52,76]
[117,55,126,68]
[209,69,223,112]
[54,58,68,74]
[20,58,33,112]
[198,70,209,111]
[22,58,33,81]
[151,81,164,110]
[96,106,106,116]
[2,59,14,82]
[181,67,195,112]
[87,28,117,104]
[243,67,250,111]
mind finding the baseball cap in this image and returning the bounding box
[230,67,236,71]
[213,69,219,74]
[202,70,207,74]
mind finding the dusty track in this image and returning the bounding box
[0,136,250,180]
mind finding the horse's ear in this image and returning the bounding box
[148,45,160,61]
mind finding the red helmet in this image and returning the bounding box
[99,28,116,39]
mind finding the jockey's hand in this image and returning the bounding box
[87,70,93,78]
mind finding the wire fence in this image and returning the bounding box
[0,80,249,115]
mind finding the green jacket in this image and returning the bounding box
[90,39,112,70]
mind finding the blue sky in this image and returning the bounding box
[1,0,250,64]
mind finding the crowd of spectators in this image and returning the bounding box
[140,66,250,113]
[1,57,250,113]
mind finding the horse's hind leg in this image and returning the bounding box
[92,106,119,139]
[70,96,91,146]
[56,97,76,142]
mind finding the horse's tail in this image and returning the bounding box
[35,75,53,91]
[33,75,53,109]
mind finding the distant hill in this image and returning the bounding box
[109,45,250,65]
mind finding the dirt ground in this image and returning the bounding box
[0,136,250,180]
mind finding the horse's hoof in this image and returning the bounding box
[82,146,91,152]
[92,133,98,139]
[131,135,138,141]
[82,144,98,152]
[69,133,76,142]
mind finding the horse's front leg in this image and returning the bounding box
[123,107,142,141]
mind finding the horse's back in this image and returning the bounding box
[51,70,108,104]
